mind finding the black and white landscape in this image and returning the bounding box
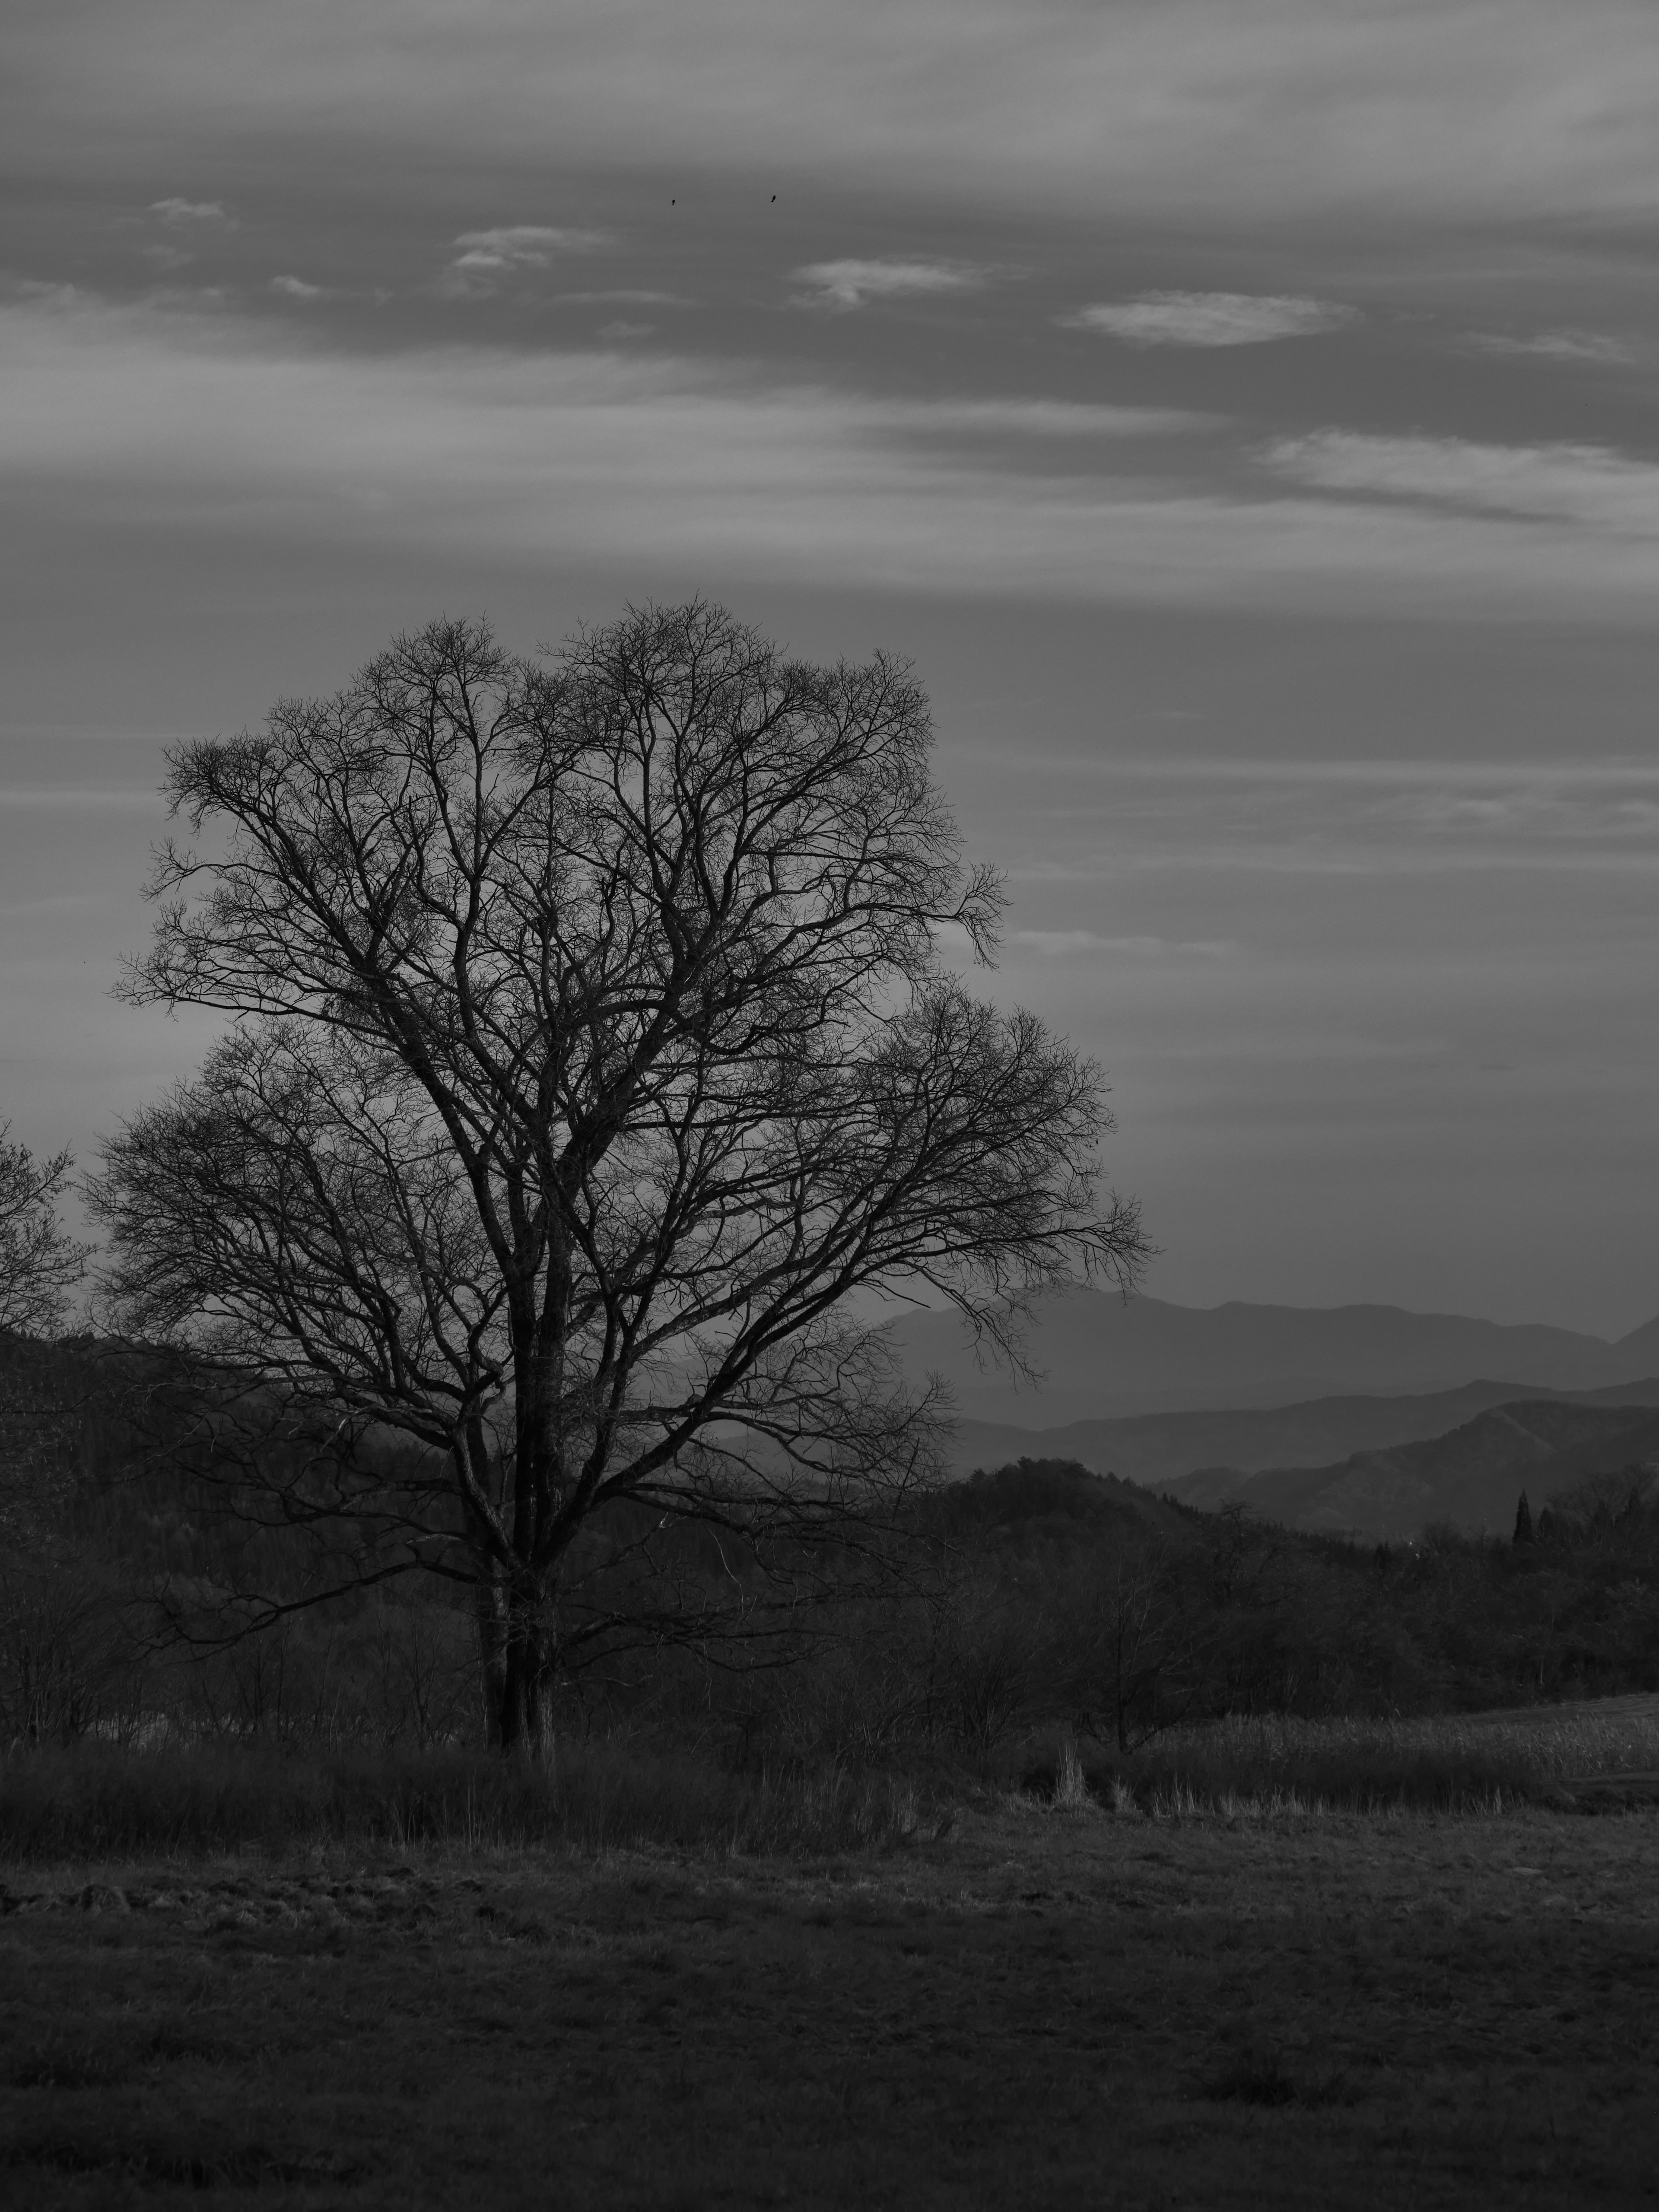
[4,5,1658,2208]
[895,1285,1659,1535]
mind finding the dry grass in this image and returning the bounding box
[3,1799,1657,2209]
[3,1708,1656,2204]
[0,1739,938,1863]
[5,1695,1655,1872]
[1083,1693,1659,1815]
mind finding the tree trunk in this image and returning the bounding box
[474,1573,509,1750]
[496,1601,557,1763]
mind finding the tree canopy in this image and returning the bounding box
[0,1124,87,1337]
[94,602,1144,1748]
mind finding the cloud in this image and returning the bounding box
[597,320,653,340]
[1261,430,1659,531]
[22,3,1659,231]
[1021,758,1659,885]
[792,258,983,310]
[1010,929,1234,957]
[270,275,324,300]
[1099,757,1659,791]
[449,225,608,275]
[892,397,1212,439]
[149,197,233,226]
[556,290,688,306]
[4,296,1659,623]
[1465,327,1636,364]
[1067,292,1354,346]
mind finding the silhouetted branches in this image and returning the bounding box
[0,1125,88,1336]
[91,604,1147,1749]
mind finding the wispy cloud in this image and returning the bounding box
[33,4,1659,230]
[6,298,1659,623]
[1262,430,1659,530]
[1010,929,1235,958]
[270,275,324,301]
[443,226,609,293]
[1067,293,1354,346]
[886,397,1213,439]
[1464,327,1636,365]
[149,197,233,227]
[1085,758,1659,791]
[792,258,984,310]
[555,290,687,307]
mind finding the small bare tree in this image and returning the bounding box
[92,603,1144,1752]
[0,1125,88,1337]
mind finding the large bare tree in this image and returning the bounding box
[92,604,1144,1750]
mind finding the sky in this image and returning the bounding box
[3,0,1659,1337]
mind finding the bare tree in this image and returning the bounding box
[0,1125,88,1336]
[92,603,1145,1751]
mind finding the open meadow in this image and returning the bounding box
[4,1702,1658,2211]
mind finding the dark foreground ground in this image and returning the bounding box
[3,1802,1656,2211]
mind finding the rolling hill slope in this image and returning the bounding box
[945,1376,1659,1487]
[1160,1398,1659,1541]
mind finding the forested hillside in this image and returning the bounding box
[3,1327,1658,1757]
[1167,1399,1659,1539]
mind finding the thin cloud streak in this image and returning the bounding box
[1009,929,1236,957]
[19,2,1659,226]
[451,225,609,270]
[1465,327,1637,364]
[5,298,1659,621]
[554,290,690,306]
[883,397,1214,438]
[791,258,985,309]
[148,197,234,226]
[1019,756,1659,790]
[1067,292,1354,346]
[998,763,1659,882]
[1263,430,1659,530]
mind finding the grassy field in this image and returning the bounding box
[1106,1689,1659,1814]
[4,1713,1659,2209]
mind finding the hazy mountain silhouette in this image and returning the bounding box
[945,1376,1659,1488]
[891,1288,1659,1424]
[1159,1398,1659,1541]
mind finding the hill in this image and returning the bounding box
[891,1288,1659,1423]
[945,1376,1659,1486]
[1162,1398,1659,1541]
[917,1455,1194,1545]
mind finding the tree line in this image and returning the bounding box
[5,1390,1657,1758]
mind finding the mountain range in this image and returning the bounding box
[1159,1398,1659,1543]
[945,1376,1659,1489]
[890,1289,1659,1425]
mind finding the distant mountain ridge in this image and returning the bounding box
[945,1376,1659,1488]
[891,1289,1659,1425]
[1159,1399,1659,1543]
